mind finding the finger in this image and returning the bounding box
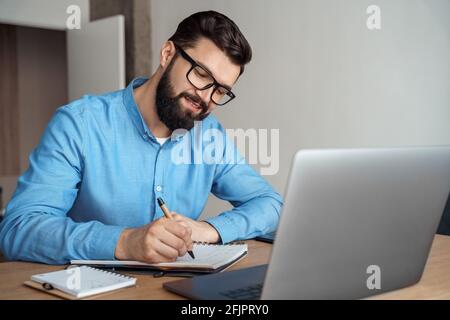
[173,224,193,251]
[143,249,176,263]
[171,212,185,221]
[177,221,192,234]
[164,220,192,241]
[177,222,193,249]
[170,222,193,248]
[186,238,193,251]
[158,228,188,257]
[153,238,183,260]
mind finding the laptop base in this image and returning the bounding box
[163,265,268,300]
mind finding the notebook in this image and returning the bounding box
[26,266,136,299]
[71,242,248,274]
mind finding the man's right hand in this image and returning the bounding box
[114,217,193,263]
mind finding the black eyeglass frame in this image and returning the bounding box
[174,44,236,106]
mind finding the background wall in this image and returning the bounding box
[1,0,449,220]
[150,0,450,218]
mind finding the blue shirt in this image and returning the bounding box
[0,78,282,264]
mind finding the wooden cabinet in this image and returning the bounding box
[0,24,19,176]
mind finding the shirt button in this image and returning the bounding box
[155,185,162,192]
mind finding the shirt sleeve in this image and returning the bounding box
[0,105,125,264]
[205,129,283,244]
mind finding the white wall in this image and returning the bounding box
[67,15,126,100]
[151,0,450,220]
[151,0,450,218]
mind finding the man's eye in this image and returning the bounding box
[194,67,209,78]
[216,88,226,96]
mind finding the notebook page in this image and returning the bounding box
[31,266,136,298]
[71,243,248,270]
[155,243,248,269]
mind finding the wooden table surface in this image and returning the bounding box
[0,240,271,300]
[0,236,449,300]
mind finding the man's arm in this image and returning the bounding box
[205,132,283,244]
[0,105,124,264]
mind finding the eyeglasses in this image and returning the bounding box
[174,44,236,106]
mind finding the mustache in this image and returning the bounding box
[178,92,208,113]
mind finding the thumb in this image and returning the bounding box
[171,212,183,221]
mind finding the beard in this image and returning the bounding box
[155,61,210,132]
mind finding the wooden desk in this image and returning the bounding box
[0,240,271,300]
[0,236,449,300]
[370,234,450,300]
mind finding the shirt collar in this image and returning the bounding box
[123,77,185,143]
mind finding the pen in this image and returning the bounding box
[157,197,195,259]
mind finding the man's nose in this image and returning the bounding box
[195,86,214,105]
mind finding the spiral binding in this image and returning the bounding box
[193,240,246,246]
[65,264,134,281]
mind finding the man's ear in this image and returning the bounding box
[160,41,176,69]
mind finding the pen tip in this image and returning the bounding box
[157,197,164,206]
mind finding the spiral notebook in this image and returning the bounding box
[25,266,136,299]
[71,242,248,274]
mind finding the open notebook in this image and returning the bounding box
[71,242,248,274]
[25,266,136,299]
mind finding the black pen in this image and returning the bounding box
[157,197,195,259]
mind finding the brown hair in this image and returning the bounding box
[169,10,252,75]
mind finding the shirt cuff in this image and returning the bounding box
[90,224,126,260]
[205,213,238,244]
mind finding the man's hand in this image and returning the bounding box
[171,212,220,243]
[114,217,193,263]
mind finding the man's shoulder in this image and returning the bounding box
[202,114,225,131]
[61,88,125,117]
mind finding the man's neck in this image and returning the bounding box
[134,73,171,138]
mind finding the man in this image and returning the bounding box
[0,11,282,264]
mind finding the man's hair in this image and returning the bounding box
[169,10,252,75]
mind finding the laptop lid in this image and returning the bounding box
[163,146,450,299]
[262,146,450,299]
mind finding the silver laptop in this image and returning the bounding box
[164,146,450,299]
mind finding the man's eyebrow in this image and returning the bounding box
[195,60,233,91]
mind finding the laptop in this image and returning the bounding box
[164,147,450,299]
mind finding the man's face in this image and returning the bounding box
[156,37,241,131]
